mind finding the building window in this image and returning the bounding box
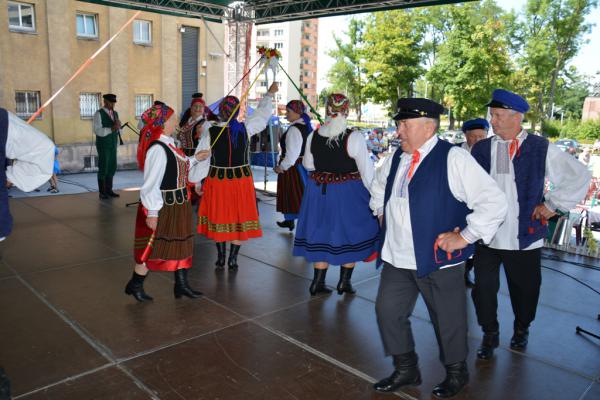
[259,81,268,87]
[303,58,311,65]
[133,20,151,45]
[76,13,98,38]
[304,83,310,89]
[15,91,41,119]
[303,22,311,28]
[135,94,153,118]
[275,94,282,102]
[274,29,284,36]
[257,29,269,37]
[8,1,35,32]
[274,42,283,49]
[303,34,311,40]
[79,92,101,119]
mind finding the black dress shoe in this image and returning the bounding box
[276,220,295,231]
[476,332,499,360]
[373,352,421,392]
[510,327,529,350]
[432,361,468,398]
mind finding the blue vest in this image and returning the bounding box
[471,134,549,249]
[377,140,474,277]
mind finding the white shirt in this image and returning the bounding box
[141,135,203,217]
[488,130,591,250]
[93,108,115,137]
[191,93,274,183]
[369,135,507,270]
[5,111,54,192]
[303,130,375,189]
[460,141,471,152]
[279,119,305,171]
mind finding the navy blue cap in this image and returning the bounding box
[485,89,529,113]
[461,118,489,133]
[103,93,117,103]
[393,98,445,121]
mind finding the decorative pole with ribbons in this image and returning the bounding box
[277,61,323,125]
[210,48,279,149]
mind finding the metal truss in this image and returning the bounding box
[79,0,473,23]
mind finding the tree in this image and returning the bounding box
[517,0,598,125]
[326,19,366,121]
[426,1,514,127]
[361,10,425,111]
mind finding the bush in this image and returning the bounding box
[576,120,600,140]
[542,119,561,138]
[541,118,600,141]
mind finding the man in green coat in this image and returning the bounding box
[93,93,121,199]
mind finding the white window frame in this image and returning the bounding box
[76,12,98,39]
[135,94,153,118]
[274,42,283,49]
[257,29,269,37]
[133,19,152,45]
[79,92,101,119]
[15,91,41,119]
[274,29,284,36]
[8,1,36,32]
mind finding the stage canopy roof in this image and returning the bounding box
[78,0,471,24]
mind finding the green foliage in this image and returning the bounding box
[322,0,598,125]
[326,19,366,120]
[361,10,425,109]
[541,119,561,137]
[426,2,514,121]
[541,118,600,140]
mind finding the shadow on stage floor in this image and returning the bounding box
[0,190,598,399]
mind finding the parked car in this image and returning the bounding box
[439,130,465,144]
[554,139,580,156]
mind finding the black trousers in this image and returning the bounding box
[375,263,468,366]
[471,244,542,333]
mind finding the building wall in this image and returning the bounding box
[0,0,225,172]
[582,97,600,121]
[300,19,318,108]
[249,19,318,115]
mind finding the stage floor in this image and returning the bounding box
[0,190,598,400]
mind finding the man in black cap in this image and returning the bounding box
[470,89,591,360]
[370,98,507,398]
[93,93,121,199]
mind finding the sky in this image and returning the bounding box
[316,0,600,92]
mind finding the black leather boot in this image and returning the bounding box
[215,242,226,270]
[373,351,422,392]
[309,268,332,296]
[124,272,153,302]
[174,268,202,298]
[276,220,295,231]
[510,321,529,350]
[336,266,356,295]
[432,361,469,398]
[0,367,10,400]
[105,176,120,197]
[476,331,499,360]
[228,244,241,271]
[98,178,109,199]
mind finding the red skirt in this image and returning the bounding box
[133,201,193,271]
[197,171,262,242]
[276,160,306,214]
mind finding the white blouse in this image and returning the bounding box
[279,119,305,171]
[141,135,203,217]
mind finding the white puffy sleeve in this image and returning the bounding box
[140,145,167,217]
